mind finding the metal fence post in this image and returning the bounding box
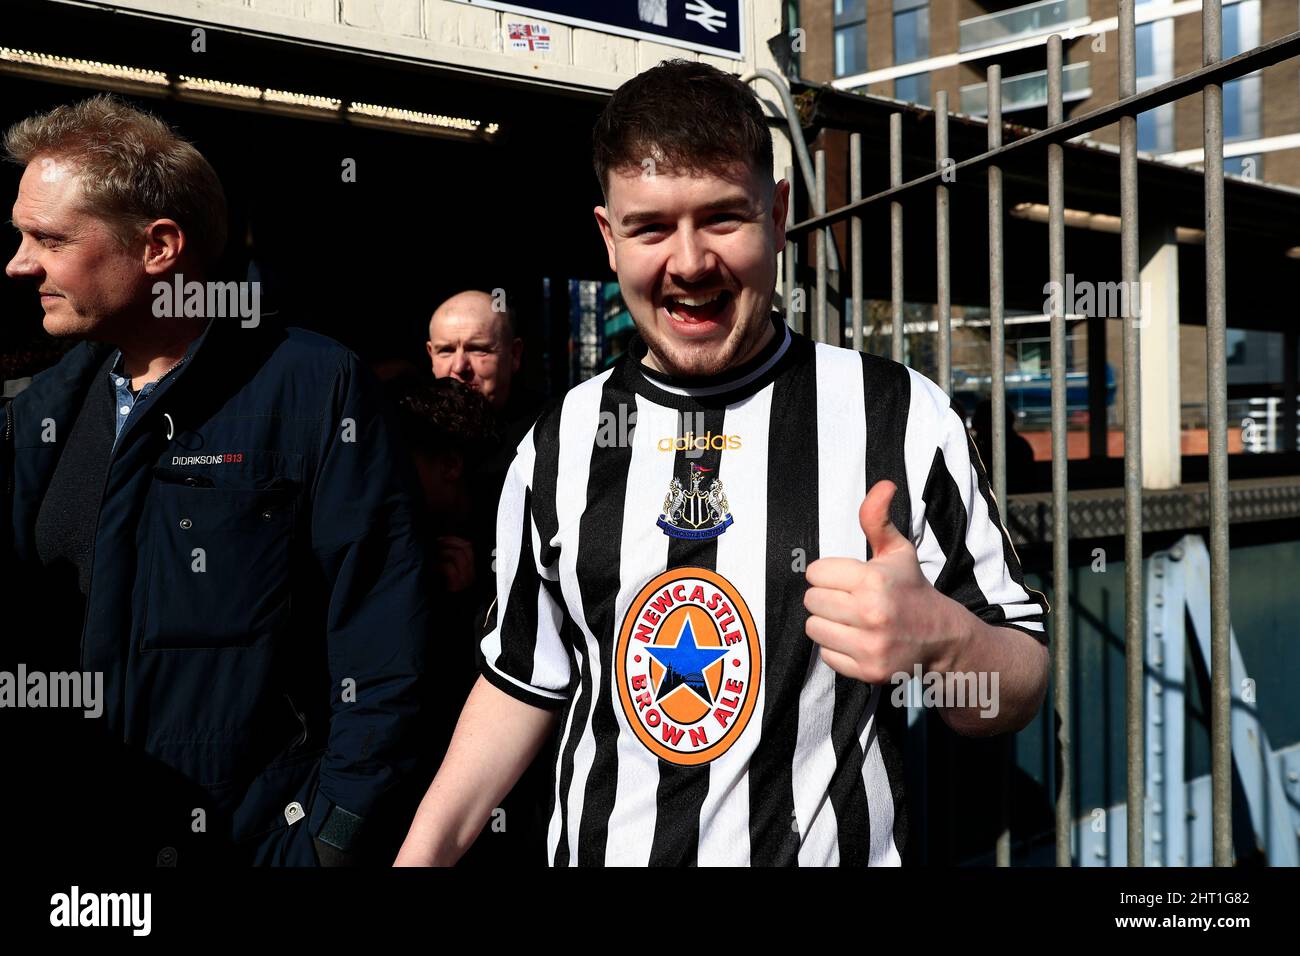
[816,149,828,344]
[891,113,905,363]
[785,163,800,333]
[1203,0,1234,868]
[1047,33,1073,868]
[1118,0,1147,869]
[851,133,864,352]
[935,91,951,394]
[988,62,1013,868]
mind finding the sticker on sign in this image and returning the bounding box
[468,1,744,59]
[508,22,551,52]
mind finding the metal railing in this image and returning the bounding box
[960,61,1091,116]
[781,8,1300,867]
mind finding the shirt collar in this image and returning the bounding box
[105,318,215,389]
[625,311,793,403]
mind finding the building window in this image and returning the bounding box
[893,0,929,65]
[895,72,930,105]
[834,0,868,78]
[1136,19,1174,153]
[1223,0,1261,142]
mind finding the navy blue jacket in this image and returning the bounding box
[1,317,429,865]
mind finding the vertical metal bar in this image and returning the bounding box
[1118,0,1146,868]
[933,94,957,865]
[897,96,925,849]
[988,62,1011,869]
[935,91,951,394]
[815,149,828,344]
[850,133,864,352]
[1047,34,1072,868]
[988,65,1007,547]
[1203,0,1233,868]
[890,114,905,363]
[785,164,799,333]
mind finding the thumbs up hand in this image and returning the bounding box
[803,480,966,684]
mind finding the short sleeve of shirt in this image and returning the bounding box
[478,427,574,708]
[904,369,1049,643]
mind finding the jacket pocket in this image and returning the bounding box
[140,471,297,650]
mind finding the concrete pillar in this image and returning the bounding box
[1139,222,1181,489]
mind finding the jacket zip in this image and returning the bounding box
[285,694,310,750]
[3,399,14,497]
[79,355,188,732]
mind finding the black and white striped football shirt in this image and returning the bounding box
[481,312,1047,866]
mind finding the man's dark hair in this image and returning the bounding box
[385,373,498,464]
[592,59,773,200]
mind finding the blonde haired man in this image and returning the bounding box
[2,95,429,866]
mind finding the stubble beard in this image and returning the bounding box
[641,301,772,379]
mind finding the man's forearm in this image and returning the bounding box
[931,602,1050,737]
[394,675,559,866]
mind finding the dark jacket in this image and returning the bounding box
[1,317,430,865]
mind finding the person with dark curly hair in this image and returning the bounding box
[384,371,551,866]
[386,373,499,595]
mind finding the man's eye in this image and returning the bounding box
[710,214,740,224]
[635,224,665,236]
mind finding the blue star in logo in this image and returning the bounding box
[645,615,729,707]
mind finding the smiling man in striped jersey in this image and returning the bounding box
[396,59,1049,867]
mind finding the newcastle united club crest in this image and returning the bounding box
[657,464,734,540]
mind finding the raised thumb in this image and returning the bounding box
[860,480,907,558]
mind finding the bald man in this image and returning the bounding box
[426,290,523,411]
[421,288,543,620]
[421,293,550,865]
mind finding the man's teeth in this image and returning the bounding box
[670,292,723,308]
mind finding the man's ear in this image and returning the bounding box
[425,339,435,365]
[771,178,791,255]
[142,218,185,276]
[593,205,618,273]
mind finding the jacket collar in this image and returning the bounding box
[108,318,214,451]
[10,317,220,455]
[10,339,116,448]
